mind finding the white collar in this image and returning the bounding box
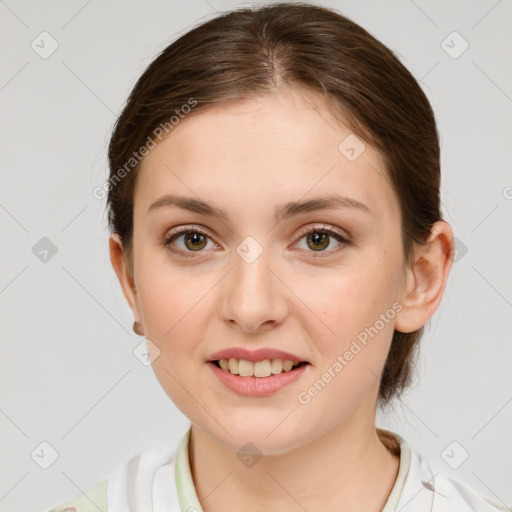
[107,427,509,511]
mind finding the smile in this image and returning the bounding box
[208,358,310,397]
[213,357,307,377]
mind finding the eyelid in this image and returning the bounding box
[165,224,215,240]
[294,223,350,243]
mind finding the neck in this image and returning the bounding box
[188,406,400,512]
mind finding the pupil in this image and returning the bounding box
[186,232,206,250]
[308,232,329,251]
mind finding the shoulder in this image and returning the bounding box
[399,443,511,512]
[46,439,181,512]
[46,478,108,512]
[430,471,511,512]
[107,442,180,509]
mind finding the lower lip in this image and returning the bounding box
[208,361,309,397]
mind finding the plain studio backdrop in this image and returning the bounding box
[1,0,511,510]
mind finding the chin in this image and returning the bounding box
[208,420,305,456]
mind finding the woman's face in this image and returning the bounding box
[121,88,410,453]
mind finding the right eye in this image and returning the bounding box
[163,227,220,256]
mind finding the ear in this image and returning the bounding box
[109,233,143,327]
[394,220,455,334]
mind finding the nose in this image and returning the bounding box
[219,245,289,334]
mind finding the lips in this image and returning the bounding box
[207,347,308,363]
[208,357,310,396]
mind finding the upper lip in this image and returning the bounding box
[207,347,309,363]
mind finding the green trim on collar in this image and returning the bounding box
[175,427,204,512]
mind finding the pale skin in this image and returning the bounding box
[110,86,454,511]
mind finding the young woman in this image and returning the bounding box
[48,2,509,511]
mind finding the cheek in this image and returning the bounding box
[136,262,210,360]
[136,237,210,327]
[139,274,212,419]
[296,265,397,372]
[294,273,395,420]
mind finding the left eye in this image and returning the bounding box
[294,226,351,254]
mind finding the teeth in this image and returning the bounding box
[254,360,271,377]
[270,358,283,374]
[282,360,294,371]
[217,358,301,377]
[238,359,253,377]
[228,358,239,375]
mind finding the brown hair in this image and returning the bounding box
[106,2,442,406]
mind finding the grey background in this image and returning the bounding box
[1,0,511,510]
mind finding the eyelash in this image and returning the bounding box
[163,224,352,259]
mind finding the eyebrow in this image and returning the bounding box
[147,193,372,222]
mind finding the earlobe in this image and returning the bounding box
[394,221,455,334]
[109,234,142,326]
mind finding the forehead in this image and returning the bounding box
[135,88,399,225]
